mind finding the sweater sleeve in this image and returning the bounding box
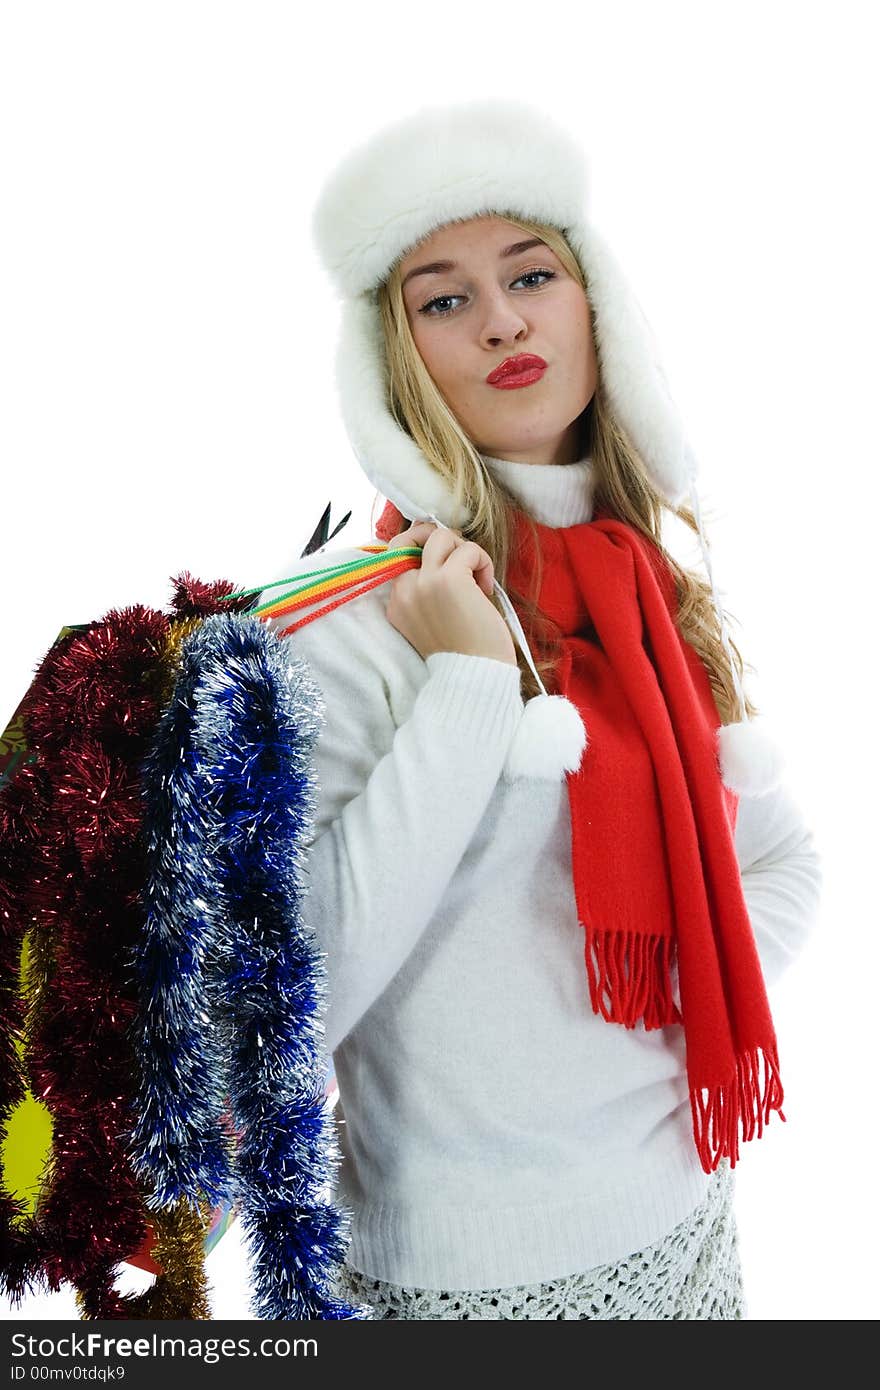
[733,778,824,990]
[282,591,525,1056]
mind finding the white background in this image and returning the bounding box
[2,0,877,1321]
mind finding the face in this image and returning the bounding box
[399,215,598,466]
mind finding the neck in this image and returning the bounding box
[478,450,595,528]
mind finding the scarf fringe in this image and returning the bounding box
[584,920,786,1175]
[690,1044,786,1175]
[583,926,681,1030]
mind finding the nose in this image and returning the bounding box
[482,317,528,349]
[478,287,530,348]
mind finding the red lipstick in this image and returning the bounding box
[486,353,548,389]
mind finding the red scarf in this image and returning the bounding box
[504,508,784,1174]
[375,498,784,1174]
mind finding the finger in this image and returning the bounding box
[384,520,437,552]
[418,527,469,575]
[442,538,495,598]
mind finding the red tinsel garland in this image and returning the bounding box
[19,605,170,1316]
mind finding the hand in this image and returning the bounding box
[384,521,517,666]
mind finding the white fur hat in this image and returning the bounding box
[309,98,783,796]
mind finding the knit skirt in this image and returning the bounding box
[332,1158,745,1319]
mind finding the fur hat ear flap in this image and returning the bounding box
[717,718,785,797]
[502,694,588,782]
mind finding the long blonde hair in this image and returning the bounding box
[375,214,757,722]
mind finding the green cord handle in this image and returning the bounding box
[218,546,425,609]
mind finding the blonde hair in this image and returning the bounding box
[375,213,757,722]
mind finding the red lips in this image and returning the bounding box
[486,353,548,384]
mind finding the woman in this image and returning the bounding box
[256,100,823,1319]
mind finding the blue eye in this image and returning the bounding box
[418,268,557,318]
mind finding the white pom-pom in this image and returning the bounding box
[502,695,587,782]
[717,718,785,797]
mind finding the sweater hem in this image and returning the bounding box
[340,1153,716,1292]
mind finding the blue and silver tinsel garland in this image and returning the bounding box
[124,612,371,1319]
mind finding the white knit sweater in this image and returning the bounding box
[259,453,823,1292]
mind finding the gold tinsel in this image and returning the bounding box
[158,615,204,700]
[75,1194,215,1321]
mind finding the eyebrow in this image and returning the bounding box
[400,238,549,290]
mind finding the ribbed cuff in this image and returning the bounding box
[421,650,523,743]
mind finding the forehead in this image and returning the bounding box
[399,215,534,268]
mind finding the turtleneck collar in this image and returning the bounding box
[478,451,595,528]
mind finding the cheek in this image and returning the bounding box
[409,314,435,362]
[583,328,599,377]
[570,300,597,378]
[409,318,461,390]
[551,289,591,349]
